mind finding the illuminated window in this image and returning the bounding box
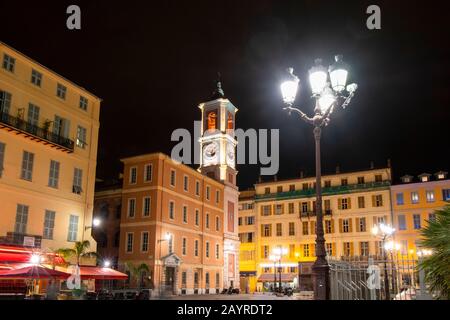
[207,111,217,130]
[227,112,233,129]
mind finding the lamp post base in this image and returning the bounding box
[312,258,330,300]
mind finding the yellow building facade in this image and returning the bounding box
[239,167,395,292]
[0,42,101,254]
[391,172,450,258]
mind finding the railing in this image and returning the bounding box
[0,232,42,248]
[0,112,74,152]
[256,181,391,201]
[299,211,316,218]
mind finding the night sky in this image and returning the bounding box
[1,0,449,189]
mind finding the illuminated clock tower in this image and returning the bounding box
[199,78,240,290]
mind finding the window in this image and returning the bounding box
[194,240,199,256]
[0,90,12,114]
[128,198,136,218]
[72,168,83,194]
[343,219,350,233]
[340,198,350,210]
[206,186,210,200]
[358,217,366,232]
[215,190,220,204]
[79,96,88,111]
[126,233,133,253]
[182,272,187,287]
[326,243,333,256]
[324,199,331,212]
[143,197,151,217]
[41,210,56,239]
[215,273,220,288]
[262,224,272,237]
[169,201,175,219]
[144,164,152,182]
[341,178,348,186]
[373,195,383,207]
[289,184,295,191]
[76,126,87,148]
[413,214,421,229]
[360,242,369,256]
[168,235,173,253]
[262,245,269,259]
[303,244,310,257]
[289,222,295,236]
[68,215,79,242]
[261,205,271,216]
[56,83,67,99]
[205,213,210,229]
[20,151,34,181]
[141,232,149,252]
[275,204,283,215]
[375,174,382,182]
[277,186,283,193]
[398,215,406,230]
[375,241,384,256]
[428,213,436,222]
[264,187,270,194]
[195,209,199,226]
[411,192,419,204]
[343,242,352,256]
[48,160,60,188]
[302,183,309,190]
[182,238,187,255]
[195,181,200,196]
[2,54,15,72]
[53,115,70,138]
[0,142,5,178]
[400,240,408,255]
[215,216,220,231]
[15,204,29,234]
[129,167,137,184]
[443,189,450,201]
[246,216,255,225]
[194,272,199,286]
[396,193,404,205]
[215,243,220,259]
[27,103,40,126]
[302,221,309,235]
[358,196,365,208]
[325,220,332,233]
[288,203,294,214]
[324,180,331,188]
[426,190,435,203]
[183,175,188,191]
[182,206,188,223]
[301,202,308,213]
[357,176,365,184]
[276,223,282,236]
[205,241,210,258]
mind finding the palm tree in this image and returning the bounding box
[125,262,149,289]
[419,205,450,300]
[57,240,98,266]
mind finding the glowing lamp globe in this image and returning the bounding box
[309,59,328,95]
[280,68,299,105]
[329,55,348,92]
[318,86,336,113]
[93,218,101,227]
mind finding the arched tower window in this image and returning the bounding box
[227,112,234,130]
[207,111,217,131]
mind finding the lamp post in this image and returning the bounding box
[157,232,172,297]
[371,223,395,300]
[269,254,279,293]
[272,247,288,293]
[279,55,357,300]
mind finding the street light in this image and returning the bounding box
[272,247,288,293]
[372,223,395,300]
[279,55,357,300]
[269,254,280,293]
[85,217,101,230]
[103,260,111,268]
[158,232,172,297]
[30,254,41,265]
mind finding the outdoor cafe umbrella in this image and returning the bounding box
[0,264,70,280]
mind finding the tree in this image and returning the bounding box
[419,205,450,300]
[125,262,150,289]
[57,240,98,266]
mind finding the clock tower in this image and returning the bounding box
[199,78,240,290]
[199,79,237,186]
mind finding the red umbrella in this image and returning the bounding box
[0,264,70,280]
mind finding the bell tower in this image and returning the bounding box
[198,78,238,186]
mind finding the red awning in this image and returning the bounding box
[0,245,66,265]
[76,266,128,280]
[257,273,297,282]
[0,264,70,279]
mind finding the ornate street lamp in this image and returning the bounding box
[279,55,357,300]
[372,223,395,300]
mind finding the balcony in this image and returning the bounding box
[0,112,74,153]
[299,211,316,219]
[0,232,42,248]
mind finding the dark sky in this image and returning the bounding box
[1,0,449,189]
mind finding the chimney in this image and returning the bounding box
[336,165,340,174]
[387,158,391,168]
[274,175,278,182]
[370,161,374,169]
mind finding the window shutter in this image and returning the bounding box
[331,219,335,233]
[380,195,384,206]
[338,198,342,210]
[355,218,360,232]
[349,218,353,233]
[269,205,273,215]
[348,197,352,209]
[372,195,376,207]
[260,206,263,216]
[311,243,316,257]
[332,243,336,256]
[311,221,316,235]
[339,219,343,233]
[269,224,272,236]
[350,242,354,256]
[261,246,265,257]
[260,225,264,235]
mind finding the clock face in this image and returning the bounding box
[226,142,235,168]
[203,142,219,165]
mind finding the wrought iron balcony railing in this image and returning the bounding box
[0,112,74,152]
[0,232,42,248]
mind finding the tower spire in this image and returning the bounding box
[211,72,225,99]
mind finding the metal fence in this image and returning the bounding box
[328,255,426,300]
